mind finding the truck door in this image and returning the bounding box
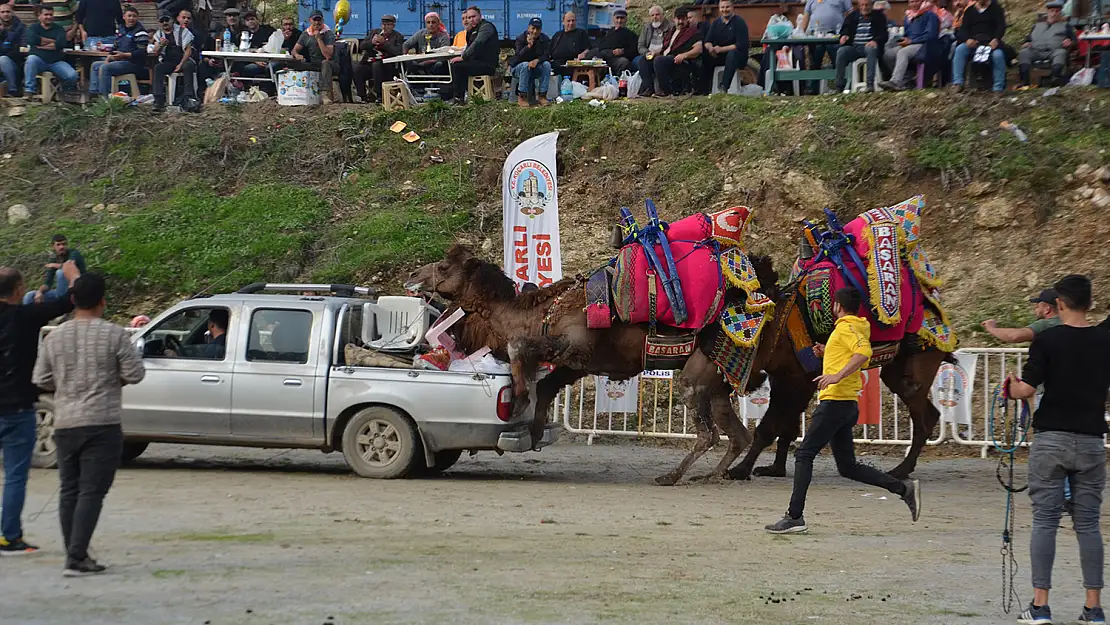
[124,305,234,436]
[230,307,320,440]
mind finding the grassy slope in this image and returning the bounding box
[0,90,1108,343]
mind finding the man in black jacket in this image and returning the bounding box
[548,11,590,77]
[950,0,1007,92]
[510,17,551,106]
[0,261,81,556]
[354,14,404,103]
[75,0,123,49]
[834,0,887,92]
[590,9,637,74]
[450,5,498,103]
[700,0,749,94]
[0,3,27,97]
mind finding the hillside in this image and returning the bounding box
[1,90,1109,345]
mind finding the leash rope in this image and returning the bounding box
[989,382,1031,614]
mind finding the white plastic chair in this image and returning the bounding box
[361,296,437,352]
[711,66,743,95]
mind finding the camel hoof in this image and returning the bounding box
[688,473,727,484]
[654,474,680,486]
[752,465,787,478]
[511,396,532,420]
[727,466,752,481]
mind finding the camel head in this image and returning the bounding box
[405,244,518,303]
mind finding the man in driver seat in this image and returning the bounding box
[164,309,227,359]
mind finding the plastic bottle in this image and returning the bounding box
[223,27,233,52]
[618,76,627,98]
[239,30,250,52]
[560,77,573,100]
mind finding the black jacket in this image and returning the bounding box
[704,15,748,53]
[840,10,889,47]
[76,0,124,38]
[510,31,550,66]
[462,19,499,65]
[549,27,590,63]
[957,0,1006,44]
[0,299,75,413]
[359,28,405,62]
[595,26,637,61]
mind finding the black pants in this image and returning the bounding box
[55,424,123,566]
[352,61,396,102]
[450,60,496,102]
[654,55,699,96]
[152,58,196,105]
[787,400,904,519]
[700,49,745,94]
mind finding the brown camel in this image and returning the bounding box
[728,275,951,481]
[405,244,770,485]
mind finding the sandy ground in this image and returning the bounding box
[3,441,1101,625]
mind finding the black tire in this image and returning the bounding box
[424,449,463,475]
[32,395,57,469]
[121,442,149,464]
[341,406,423,479]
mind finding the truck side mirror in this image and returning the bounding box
[135,337,146,357]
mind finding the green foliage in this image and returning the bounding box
[913,136,970,171]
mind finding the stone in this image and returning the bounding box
[1096,166,1110,184]
[722,183,735,192]
[106,203,120,212]
[480,238,493,253]
[1093,188,1110,209]
[1075,163,1094,180]
[7,204,30,224]
[92,203,106,213]
[973,197,1014,229]
[964,181,993,197]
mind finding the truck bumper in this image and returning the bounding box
[497,424,562,452]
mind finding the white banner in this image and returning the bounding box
[931,353,978,425]
[595,376,640,415]
[503,131,562,290]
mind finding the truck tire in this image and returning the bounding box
[32,395,57,469]
[341,406,423,479]
[423,449,463,475]
[121,442,149,464]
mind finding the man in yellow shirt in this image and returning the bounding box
[765,287,921,534]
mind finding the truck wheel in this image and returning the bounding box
[32,395,57,469]
[121,442,149,464]
[342,407,423,479]
[423,450,463,475]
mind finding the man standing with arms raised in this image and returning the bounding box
[1008,275,1110,625]
[0,260,81,556]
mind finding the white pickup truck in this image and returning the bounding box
[34,283,558,477]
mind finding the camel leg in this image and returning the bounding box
[655,382,719,486]
[507,335,570,423]
[729,375,814,479]
[706,388,754,478]
[883,349,945,480]
[530,368,585,450]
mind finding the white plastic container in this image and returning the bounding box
[276,70,322,106]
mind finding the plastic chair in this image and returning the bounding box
[37,71,57,102]
[381,81,413,111]
[361,296,438,352]
[849,58,870,92]
[111,72,141,99]
[467,74,495,101]
[167,72,198,105]
[711,65,743,94]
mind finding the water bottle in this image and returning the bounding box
[223,27,232,52]
[560,77,573,99]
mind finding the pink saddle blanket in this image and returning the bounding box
[611,214,725,330]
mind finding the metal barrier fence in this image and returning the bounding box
[553,347,1096,454]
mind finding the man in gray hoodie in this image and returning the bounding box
[1018,0,1074,87]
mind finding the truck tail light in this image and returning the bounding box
[496,386,512,422]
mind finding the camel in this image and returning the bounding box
[405,244,776,485]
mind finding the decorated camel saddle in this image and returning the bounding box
[584,200,773,390]
[787,195,957,373]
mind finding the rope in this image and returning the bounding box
[988,382,1031,614]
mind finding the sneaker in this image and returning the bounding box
[1079,606,1106,624]
[1016,603,1052,624]
[764,514,808,534]
[877,80,905,92]
[902,479,922,522]
[0,537,39,556]
[949,84,964,94]
[537,96,549,106]
[63,557,107,577]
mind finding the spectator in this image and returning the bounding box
[449,6,498,104]
[1017,0,1074,88]
[590,9,636,75]
[835,0,888,92]
[1007,275,1110,625]
[264,15,302,55]
[214,6,241,47]
[290,9,338,104]
[932,0,955,29]
[950,0,968,29]
[509,17,550,107]
[548,11,589,77]
[687,6,709,39]
[151,8,195,111]
[75,0,122,49]
[23,234,85,306]
[22,5,78,99]
[353,14,404,103]
[634,5,672,96]
[949,0,1007,93]
[643,6,703,97]
[0,261,81,556]
[88,5,148,99]
[402,11,451,79]
[700,0,749,95]
[877,0,939,91]
[240,9,273,50]
[32,273,145,577]
[801,0,852,93]
[451,7,470,48]
[0,3,26,97]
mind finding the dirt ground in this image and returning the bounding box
[5,441,1099,625]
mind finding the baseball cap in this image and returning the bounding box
[528,17,543,28]
[242,9,258,19]
[1045,0,1064,7]
[613,8,627,17]
[309,9,324,19]
[1029,289,1058,304]
[158,11,173,21]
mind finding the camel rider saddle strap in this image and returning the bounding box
[643,271,697,369]
[585,267,613,329]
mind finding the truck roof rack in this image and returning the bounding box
[236,283,376,297]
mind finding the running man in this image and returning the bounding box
[765,287,921,534]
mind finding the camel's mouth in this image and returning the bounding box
[402,280,424,293]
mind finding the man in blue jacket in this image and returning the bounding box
[88,4,149,98]
[700,0,748,94]
[0,3,27,96]
[878,0,938,91]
